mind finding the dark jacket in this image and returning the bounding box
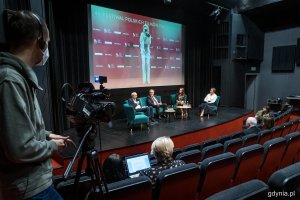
[243,126,261,136]
[0,52,57,199]
[146,95,161,107]
[128,98,141,109]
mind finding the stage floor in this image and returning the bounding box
[61,107,251,158]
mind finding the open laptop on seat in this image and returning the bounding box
[125,153,151,178]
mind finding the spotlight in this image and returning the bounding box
[163,0,171,4]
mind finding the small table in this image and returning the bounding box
[164,109,176,122]
[176,105,192,119]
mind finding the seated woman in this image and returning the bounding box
[199,88,217,117]
[102,153,127,183]
[176,87,188,118]
[140,136,185,183]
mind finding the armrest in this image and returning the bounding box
[135,112,144,115]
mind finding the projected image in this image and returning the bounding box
[89,5,184,89]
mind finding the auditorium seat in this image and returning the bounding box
[280,131,300,168]
[183,143,201,152]
[241,134,259,147]
[56,176,92,200]
[281,121,293,137]
[206,180,269,200]
[232,144,264,186]
[289,118,300,133]
[217,135,232,144]
[257,130,273,145]
[107,176,152,200]
[230,131,244,139]
[268,162,300,200]
[223,138,243,154]
[199,139,217,151]
[201,143,224,161]
[258,137,287,182]
[274,116,281,126]
[175,149,201,164]
[172,148,182,159]
[154,163,200,200]
[296,117,300,131]
[198,152,236,200]
[271,125,284,139]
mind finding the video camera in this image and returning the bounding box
[64,77,115,126]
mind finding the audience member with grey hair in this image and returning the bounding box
[141,136,185,183]
[243,117,261,135]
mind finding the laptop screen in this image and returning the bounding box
[125,154,151,174]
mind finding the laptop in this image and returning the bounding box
[125,154,151,178]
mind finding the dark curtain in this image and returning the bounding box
[4,0,31,10]
[185,17,214,107]
[45,0,89,133]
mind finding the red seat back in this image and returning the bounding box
[242,134,258,147]
[258,138,286,182]
[155,163,200,200]
[258,130,272,145]
[280,132,300,168]
[233,144,264,186]
[201,144,224,161]
[198,153,236,200]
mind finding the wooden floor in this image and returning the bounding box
[60,107,252,158]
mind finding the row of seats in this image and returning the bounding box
[207,162,300,200]
[176,132,300,181]
[105,154,300,200]
[115,131,300,200]
[167,117,300,163]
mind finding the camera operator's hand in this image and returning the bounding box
[49,133,76,148]
[51,139,67,152]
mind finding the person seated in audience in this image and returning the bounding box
[140,136,185,183]
[243,117,261,135]
[103,153,127,183]
[147,89,167,119]
[128,92,156,122]
[199,88,217,117]
[176,87,188,118]
[255,105,273,124]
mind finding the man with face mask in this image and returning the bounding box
[140,24,151,84]
[0,11,74,200]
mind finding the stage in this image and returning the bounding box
[53,107,253,175]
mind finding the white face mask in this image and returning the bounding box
[37,48,49,66]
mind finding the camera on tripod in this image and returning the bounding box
[65,78,115,126]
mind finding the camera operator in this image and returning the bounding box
[0,11,74,200]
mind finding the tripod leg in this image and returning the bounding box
[72,153,86,199]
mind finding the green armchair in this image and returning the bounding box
[123,104,149,134]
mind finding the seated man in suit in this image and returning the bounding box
[243,117,261,135]
[147,89,167,119]
[128,92,156,122]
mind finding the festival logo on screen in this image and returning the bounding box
[90,5,184,89]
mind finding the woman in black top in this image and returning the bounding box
[141,137,185,183]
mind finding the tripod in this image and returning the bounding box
[64,122,109,200]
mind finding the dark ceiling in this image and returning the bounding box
[240,0,300,31]
[90,0,300,32]
[175,0,300,32]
